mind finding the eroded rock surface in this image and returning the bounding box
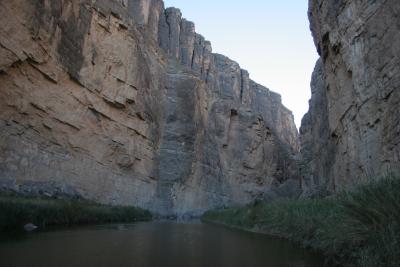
[301,0,400,193]
[0,0,299,215]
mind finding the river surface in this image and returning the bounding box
[0,221,323,267]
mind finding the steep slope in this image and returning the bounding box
[0,0,299,215]
[301,0,400,193]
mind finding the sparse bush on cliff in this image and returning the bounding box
[202,176,400,267]
[0,195,152,232]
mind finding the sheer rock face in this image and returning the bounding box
[301,0,400,193]
[0,0,299,215]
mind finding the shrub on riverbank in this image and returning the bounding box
[0,195,152,232]
[202,176,400,267]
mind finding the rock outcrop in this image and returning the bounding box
[301,0,400,193]
[0,0,299,215]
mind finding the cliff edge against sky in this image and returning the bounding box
[301,0,400,194]
[1,0,398,216]
[0,0,298,216]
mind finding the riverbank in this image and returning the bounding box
[202,177,400,267]
[0,195,152,232]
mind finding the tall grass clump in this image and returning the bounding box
[0,195,152,232]
[202,176,400,267]
[336,177,400,267]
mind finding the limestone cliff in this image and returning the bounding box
[301,0,400,193]
[0,0,299,215]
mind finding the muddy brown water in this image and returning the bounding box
[0,221,323,267]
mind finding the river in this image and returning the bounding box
[0,221,323,267]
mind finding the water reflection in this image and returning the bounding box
[0,222,323,267]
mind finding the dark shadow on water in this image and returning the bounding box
[0,221,323,267]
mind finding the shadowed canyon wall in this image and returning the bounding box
[301,0,400,194]
[0,0,299,215]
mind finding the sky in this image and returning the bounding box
[163,0,319,128]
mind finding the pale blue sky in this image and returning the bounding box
[163,0,319,127]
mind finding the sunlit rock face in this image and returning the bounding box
[0,0,299,216]
[300,0,400,194]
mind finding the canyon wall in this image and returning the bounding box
[301,0,400,193]
[0,0,299,215]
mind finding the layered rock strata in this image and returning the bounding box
[0,0,299,215]
[301,0,400,193]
